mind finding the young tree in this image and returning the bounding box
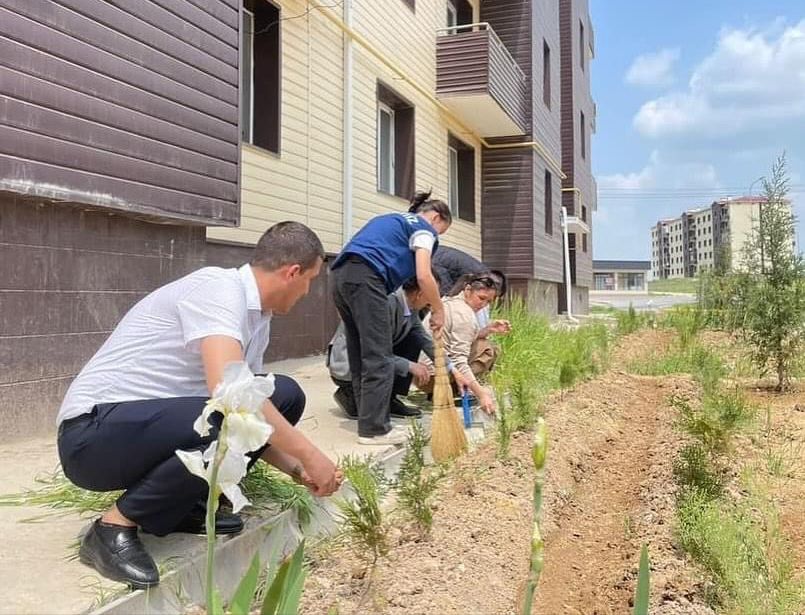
[733,154,805,391]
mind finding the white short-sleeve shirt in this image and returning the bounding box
[57,264,271,425]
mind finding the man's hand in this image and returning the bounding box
[299,448,340,497]
[409,362,431,387]
[429,308,445,334]
[452,369,469,393]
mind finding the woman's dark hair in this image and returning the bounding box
[408,190,452,225]
[489,269,508,296]
[448,272,499,297]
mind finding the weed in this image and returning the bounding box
[616,304,642,336]
[241,461,315,527]
[663,305,705,349]
[395,420,444,534]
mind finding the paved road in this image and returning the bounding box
[590,292,697,311]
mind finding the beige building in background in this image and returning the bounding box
[651,195,794,279]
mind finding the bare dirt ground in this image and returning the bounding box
[300,330,718,614]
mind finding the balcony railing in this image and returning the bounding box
[435,22,528,137]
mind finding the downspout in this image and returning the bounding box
[342,0,354,242]
[561,207,579,323]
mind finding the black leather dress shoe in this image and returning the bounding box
[79,519,159,589]
[172,507,244,535]
[390,396,422,418]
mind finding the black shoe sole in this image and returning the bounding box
[79,545,159,590]
[171,522,244,536]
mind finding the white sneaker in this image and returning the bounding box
[357,426,409,446]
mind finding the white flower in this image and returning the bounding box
[176,442,251,513]
[193,362,275,454]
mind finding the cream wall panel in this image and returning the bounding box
[208,0,345,253]
[211,0,483,260]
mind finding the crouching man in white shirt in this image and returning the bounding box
[56,221,341,589]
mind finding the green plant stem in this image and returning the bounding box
[522,419,547,615]
[205,421,228,613]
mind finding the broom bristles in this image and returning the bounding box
[430,333,467,462]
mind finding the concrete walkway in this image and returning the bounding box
[0,355,408,615]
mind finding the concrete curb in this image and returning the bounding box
[90,443,412,615]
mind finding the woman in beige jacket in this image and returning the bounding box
[424,274,511,414]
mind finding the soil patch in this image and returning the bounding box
[301,338,710,613]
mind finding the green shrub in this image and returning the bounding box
[672,390,754,455]
[337,456,389,564]
[676,488,803,613]
[672,443,724,499]
[395,420,443,534]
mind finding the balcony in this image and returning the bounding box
[436,23,528,137]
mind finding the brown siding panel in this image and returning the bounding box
[436,28,528,132]
[482,147,534,278]
[0,197,340,441]
[0,0,240,225]
[481,1,533,129]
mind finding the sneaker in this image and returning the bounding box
[357,426,409,446]
[390,396,422,418]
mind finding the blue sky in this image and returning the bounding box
[589,0,805,259]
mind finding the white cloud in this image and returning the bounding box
[625,48,680,87]
[634,20,805,139]
[597,150,720,192]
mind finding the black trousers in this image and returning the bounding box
[332,324,426,404]
[333,257,393,437]
[57,375,305,537]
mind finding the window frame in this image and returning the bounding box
[542,39,551,109]
[377,102,396,195]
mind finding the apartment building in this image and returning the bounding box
[1,0,596,439]
[651,196,790,279]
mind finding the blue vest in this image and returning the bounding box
[332,213,438,293]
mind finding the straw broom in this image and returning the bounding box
[430,332,467,462]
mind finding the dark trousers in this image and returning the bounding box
[333,258,393,437]
[332,325,427,407]
[57,375,305,537]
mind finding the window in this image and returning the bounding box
[446,0,457,28]
[580,111,586,159]
[377,103,395,194]
[377,82,415,199]
[544,169,553,235]
[242,0,281,153]
[581,205,587,223]
[542,40,551,108]
[447,133,475,222]
[582,233,587,252]
[579,20,585,71]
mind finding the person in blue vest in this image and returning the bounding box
[331,191,450,445]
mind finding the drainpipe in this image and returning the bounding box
[342,0,354,242]
[561,206,579,323]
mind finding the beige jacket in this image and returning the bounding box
[423,295,481,384]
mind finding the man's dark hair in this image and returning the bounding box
[401,269,441,293]
[250,221,325,272]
